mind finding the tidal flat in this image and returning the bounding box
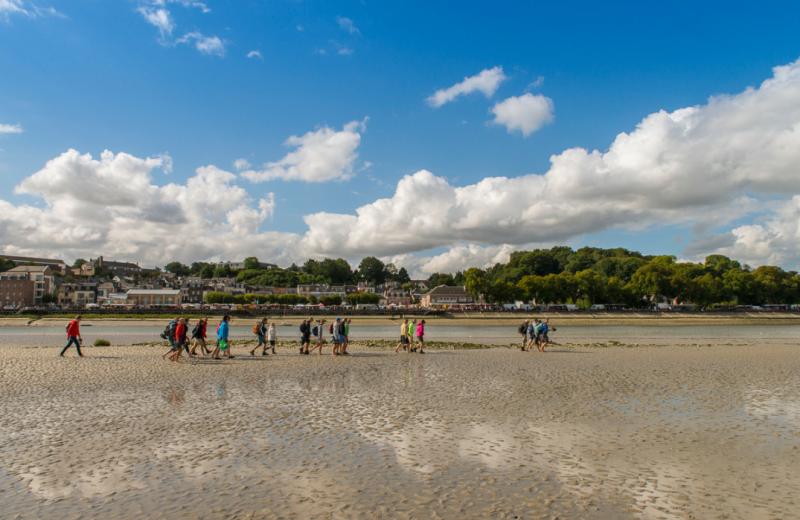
[1,338,799,519]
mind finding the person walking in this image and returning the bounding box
[161,316,180,360]
[408,319,418,352]
[190,318,210,356]
[169,318,189,363]
[267,322,277,354]
[415,319,426,354]
[539,319,552,352]
[331,318,342,356]
[518,319,529,350]
[341,318,351,355]
[395,319,410,353]
[210,315,232,359]
[299,318,312,355]
[309,319,325,355]
[526,319,539,351]
[250,318,269,356]
[60,315,84,357]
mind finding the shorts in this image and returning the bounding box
[257,334,267,346]
[338,334,346,344]
[302,333,311,343]
[541,334,549,342]
[269,340,276,346]
[417,335,424,342]
[219,339,229,350]
[332,335,339,344]
[400,336,409,344]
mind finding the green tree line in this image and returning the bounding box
[462,248,800,307]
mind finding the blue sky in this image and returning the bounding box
[2,0,800,274]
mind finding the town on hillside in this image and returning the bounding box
[1,247,799,313]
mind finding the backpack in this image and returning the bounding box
[328,324,334,334]
[535,323,544,334]
[312,326,319,336]
[191,324,201,337]
[253,324,260,334]
[299,322,307,334]
[517,323,526,334]
[161,322,174,340]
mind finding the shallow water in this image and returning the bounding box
[2,323,800,345]
[1,343,799,519]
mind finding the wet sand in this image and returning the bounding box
[2,339,800,519]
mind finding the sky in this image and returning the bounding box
[2,0,800,276]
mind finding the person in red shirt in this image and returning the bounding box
[60,315,84,357]
[168,318,189,363]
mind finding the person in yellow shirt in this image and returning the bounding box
[394,319,410,353]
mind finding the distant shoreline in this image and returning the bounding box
[3,312,800,327]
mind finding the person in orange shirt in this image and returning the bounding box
[60,315,84,357]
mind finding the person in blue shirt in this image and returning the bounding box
[209,315,233,359]
[539,319,551,352]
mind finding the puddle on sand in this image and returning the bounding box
[1,344,800,518]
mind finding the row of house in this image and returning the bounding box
[0,254,474,309]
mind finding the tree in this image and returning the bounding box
[689,273,728,307]
[72,259,88,269]
[0,258,14,272]
[320,295,343,306]
[358,257,386,284]
[575,269,604,303]
[483,280,518,304]
[199,264,215,279]
[464,268,488,300]
[243,257,261,270]
[630,263,675,304]
[319,258,354,285]
[307,294,318,305]
[396,267,411,284]
[517,275,543,304]
[165,262,191,276]
[723,269,758,305]
[517,250,560,277]
[753,265,794,304]
[556,271,580,303]
[213,265,232,278]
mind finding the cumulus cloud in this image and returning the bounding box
[247,50,262,59]
[177,31,226,56]
[490,93,554,136]
[233,158,251,171]
[0,123,23,135]
[240,119,368,183]
[297,58,800,268]
[138,6,174,38]
[7,58,800,271]
[336,16,359,35]
[426,66,507,108]
[2,149,287,266]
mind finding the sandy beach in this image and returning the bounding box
[1,335,799,519]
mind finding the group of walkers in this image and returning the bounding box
[57,314,555,360]
[298,317,352,356]
[162,315,236,362]
[517,319,553,352]
[395,318,425,354]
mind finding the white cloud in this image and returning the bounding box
[426,66,507,108]
[0,0,28,17]
[138,6,174,38]
[490,93,554,137]
[336,16,359,35]
[0,0,63,19]
[233,158,251,171]
[178,31,226,56]
[6,58,800,271]
[247,50,262,59]
[0,123,23,135]
[240,118,368,183]
[296,58,800,268]
[2,149,288,266]
[337,46,353,56]
[528,76,544,89]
